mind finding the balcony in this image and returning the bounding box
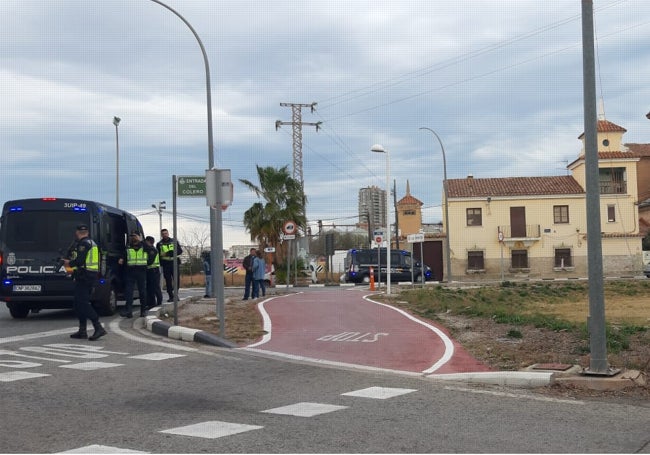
[498,224,541,248]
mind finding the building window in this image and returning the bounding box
[403,210,416,216]
[467,251,485,270]
[554,248,572,268]
[599,167,626,194]
[553,205,569,224]
[511,250,528,269]
[607,205,616,222]
[466,208,482,226]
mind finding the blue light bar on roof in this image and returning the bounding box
[8,206,23,212]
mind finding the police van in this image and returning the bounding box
[0,198,144,318]
[342,248,432,284]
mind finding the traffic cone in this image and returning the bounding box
[369,266,375,291]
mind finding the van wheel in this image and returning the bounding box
[7,303,30,319]
[416,274,424,283]
[95,286,117,316]
[362,275,371,284]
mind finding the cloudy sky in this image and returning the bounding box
[1,0,649,248]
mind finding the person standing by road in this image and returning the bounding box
[119,231,154,318]
[63,224,106,341]
[201,250,211,298]
[156,228,183,302]
[145,236,163,310]
[242,247,256,300]
[252,249,266,299]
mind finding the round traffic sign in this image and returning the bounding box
[282,220,296,235]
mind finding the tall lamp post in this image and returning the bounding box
[419,127,452,283]
[148,0,225,337]
[371,144,391,295]
[151,201,166,233]
[113,116,121,208]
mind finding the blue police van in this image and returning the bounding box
[0,198,144,318]
[342,248,432,284]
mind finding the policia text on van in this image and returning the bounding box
[342,248,433,284]
[0,198,144,319]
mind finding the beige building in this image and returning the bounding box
[443,119,644,281]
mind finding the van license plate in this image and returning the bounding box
[13,285,41,292]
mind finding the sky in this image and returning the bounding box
[1,0,649,249]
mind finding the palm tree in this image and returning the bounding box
[240,165,306,263]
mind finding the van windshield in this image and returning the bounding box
[1,211,90,253]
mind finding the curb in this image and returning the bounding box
[426,371,554,388]
[142,302,237,349]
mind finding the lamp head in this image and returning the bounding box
[113,116,121,126]
[371,144,386,153]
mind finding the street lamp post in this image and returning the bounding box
[371,144,391,295]
[151,201,166,233]
[419,127,452,283]
[113,116,121,208]
[148,0,225,337]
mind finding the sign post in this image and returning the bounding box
[373,230,384,289]
[407,233,425,286]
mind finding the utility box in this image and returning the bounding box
[205,169,233,209]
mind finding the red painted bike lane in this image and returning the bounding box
[245,288,491,374]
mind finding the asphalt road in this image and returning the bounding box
[1,292,649,453]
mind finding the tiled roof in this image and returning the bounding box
[447,176,585,198]
[577,119,627,138]
[397,193,422,206]
[568,150,642,167]
[625,143,650,156]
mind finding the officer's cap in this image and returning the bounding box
[76,224,89,231]
[145,236,155,242]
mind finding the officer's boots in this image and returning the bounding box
[70,324,88,339]
[88,321,107,341]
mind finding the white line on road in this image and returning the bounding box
[443,385,585,405]
[0,328,77,345]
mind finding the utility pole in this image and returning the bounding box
[275,102,322,211]
[393,179,399,249]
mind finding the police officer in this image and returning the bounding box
[63,224,107,341]
[144,236,163,310]
[156,228,182,302]
[119,231,154,318]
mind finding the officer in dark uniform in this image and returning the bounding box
[119,231,155,318]
[144,235,163,310]
[63,224,107,341]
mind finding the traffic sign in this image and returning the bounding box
[407,233,425,243]
[282,220,297,235]
[177,176,206,197]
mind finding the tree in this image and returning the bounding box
[240,165,306,263]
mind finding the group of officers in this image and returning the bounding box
[63,225,182,341]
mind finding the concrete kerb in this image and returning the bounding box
[142,299,237,349]
[426,371,555,388]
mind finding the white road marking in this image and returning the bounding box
[59,362,123,371]
[363,293,455,374]
[129,353,186,360]
[0,328,77,344]
[107,318,200,353]
[261,402,348,417]
[443,386,585,405]
[342,386,417,399]
[58,444,147,453]
[246,294,293,348]
[160,421,263,439]
[0,371,50,382]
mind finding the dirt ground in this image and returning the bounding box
[166,289,649,401]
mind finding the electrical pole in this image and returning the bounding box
[275,102,322,211]
[393,179,399,249]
